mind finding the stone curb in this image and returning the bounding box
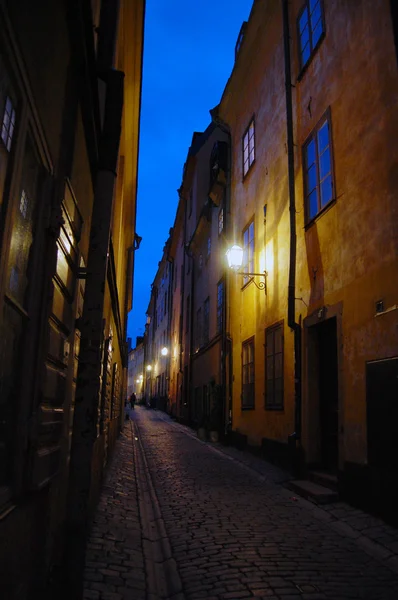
[131,418,184,599]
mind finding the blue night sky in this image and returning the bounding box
[127,0,253,344]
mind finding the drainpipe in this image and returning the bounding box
[282,0,302,463]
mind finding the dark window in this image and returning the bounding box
[243,220,254,285]
[216,280,224,334]
[1,96,16,152]
[242,338,255,409]
[203,297,210,344]
[207,237,211,259]
[298,0,324,70]
[303,113,334,221]
[218,207,224,235]
[242,118,255,177]
[265,323,284,409]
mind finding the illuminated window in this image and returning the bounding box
[242,220,254,285]
[19,189,28,219]
[218,208,224,235]
[1,96,16,152]
[242,118,255,177]
[298,0,325,70]
[303,113,334,221]
[265,323,284,409]
[242,337,255,409]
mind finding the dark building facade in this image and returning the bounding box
[0,1,145,598]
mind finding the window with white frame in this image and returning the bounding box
[1,96,16,152]
[298,0,325,70]
[242,118,255,177]
[218,207,224,235]
[242,220,254,285]
[303,113,334,221]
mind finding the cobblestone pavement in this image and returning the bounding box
[83,408,398,600]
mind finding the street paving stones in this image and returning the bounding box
[83,408,398,599]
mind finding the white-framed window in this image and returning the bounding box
[242,118,255,177]
[243,220,254,285]
[1,96,16,152]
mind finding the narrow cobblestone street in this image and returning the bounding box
[83,408,398,600]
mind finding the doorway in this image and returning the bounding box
[316,317,339,471]
[307,315,339,472]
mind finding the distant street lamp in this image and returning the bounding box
[146,364,152,371]
[161,346,168,357]
[226,244,267,292]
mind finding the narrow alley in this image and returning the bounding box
[83,408,398,600]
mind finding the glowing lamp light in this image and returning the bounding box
[226,244,244,271]
[146,365,152,371]
[161,347,168,357]
[136,379,140,383]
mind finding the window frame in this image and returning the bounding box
[265,321,284,410]
[241,336,255,410]
[218,207,224,235]
[242,117,255,179]
[1,95,16,152]
[303,109,335,224]
[297,0,325,76]
[242,219,255,287]
[216,279,224,335]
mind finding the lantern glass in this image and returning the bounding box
[226,244,244,270]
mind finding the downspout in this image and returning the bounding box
[282,0,302,460]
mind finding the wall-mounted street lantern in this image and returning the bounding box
[226,244,267,292]
[161,347,168,357]
[146,364,152,371]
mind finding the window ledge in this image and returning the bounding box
[297,33,326,83]
[305,197,336,230]
[241,406,255,411]
[242,158,256,183]
[265,405,284,412]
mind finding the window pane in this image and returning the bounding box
[299,8,309,33]
[274,353,283,378]
[308,189,319,219]
[274,327,283,353]
[267,355,274,379]
[301,41,311,66]
[266,331,273,356]
[320,175,333,206]
[317,120,330,152]
[310,1,321,23]
[307,163,317,193]
[300,23,310,49]
[306,139,316,168]
[319,147,331,179]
